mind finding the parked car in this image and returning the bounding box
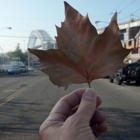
[19,66,28,73]
[109,62,140,85]
[8,67,21,75]
[28,66,34,71]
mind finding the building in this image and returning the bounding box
[125,30,140,62]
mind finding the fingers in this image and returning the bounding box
[96,95,102,108]
[90,111,108,137]
[90,111,107,124]
[69,96,102,116]
[75,88,97,122]
[91,122,108,137]
[49,88,87,121]
[48,88,103,124]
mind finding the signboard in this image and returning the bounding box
[11,57,20,61]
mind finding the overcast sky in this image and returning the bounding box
[0,0,140,53]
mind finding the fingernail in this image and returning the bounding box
[83,88,96,100]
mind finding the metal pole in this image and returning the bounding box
[28,51,30,68]
[18,52,19,67]
[0,46,1,63]
[17,43,20,67]
[1,49,3,64]
[23,40,25,52]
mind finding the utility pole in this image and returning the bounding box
[0,46,1,63]
[17,43,20,67]
[23,40,25,52]
[0,47,3,64]
[2,48,3,64]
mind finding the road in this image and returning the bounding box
[0,70,140,140]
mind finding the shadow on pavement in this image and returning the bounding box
[0,99,140,140]
[99,107,140,140]
[0,100,54,137]
[122,82,140,87]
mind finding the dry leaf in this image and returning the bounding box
[29,2,132,89]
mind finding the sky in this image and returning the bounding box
[0,0,140,53]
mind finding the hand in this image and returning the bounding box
[39,88,108,140]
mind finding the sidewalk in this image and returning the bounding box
[0,72,8,77]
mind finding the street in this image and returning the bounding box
[0,70,140,140]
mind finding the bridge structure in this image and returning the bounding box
[27,30,57,66]
[97,18,140,41]
[28,30,57,50]
[27,18,140,65]
[28,18,140,51]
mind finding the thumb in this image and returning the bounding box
[75,88,97,122]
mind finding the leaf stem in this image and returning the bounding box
[84,66,91,88]
[82,58,91,88]
[87,78,91,88]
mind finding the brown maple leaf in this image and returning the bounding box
[28,2,132,89]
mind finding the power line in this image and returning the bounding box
[0,16,62,21]
[0,35,55,39]
[104,0,126,22]
[116,0,126,10]
[119,15,130,21]
[105,0,137,23]
[0,14,113,21]
[132,8,140,14]
[103,0,127,23]
[89,13,113,18]
[130,8,140,18]
[131,14,140,18]
[119,7,140,21]
[106,0,126,17]
[119,0,136,13]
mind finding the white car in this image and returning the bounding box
[19,66,28,73]
[28,67,34,71]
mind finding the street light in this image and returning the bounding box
[95,13,118,25]
[0,27,12,30]
[95,21,109,24]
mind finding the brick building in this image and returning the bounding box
[125,30,140,62]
